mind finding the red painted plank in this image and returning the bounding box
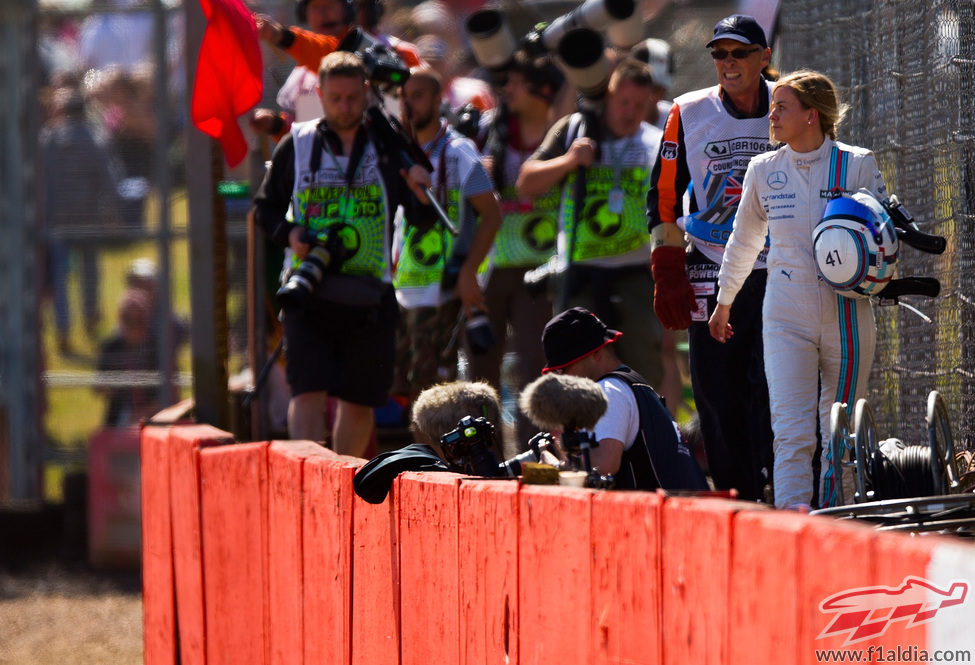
[870,531,946,654]
[302,452,360,665]
[729,508,807,664]
[798,516,876,665]
[398,472,463,665]
[519,485,593,665]
[89,427,142,567]
[141,425,177,665]
[200,442,270,665]
[351,473,401,665]
[458,478,520,665]
[590,490,664,665]
[661,497,742,665]
[266,441,337,665]
[169,424,234,665]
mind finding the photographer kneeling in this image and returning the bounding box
[353,381,510,503]
[540,307,707,491]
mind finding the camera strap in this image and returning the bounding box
[555,111,592,311]
[314,123,369,224]
[422,122,451,208]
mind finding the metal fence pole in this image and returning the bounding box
[185,0,230,429]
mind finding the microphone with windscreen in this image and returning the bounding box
[519,372,608,432]
[519,373,613,486]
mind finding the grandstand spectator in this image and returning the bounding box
[40,85,120,354]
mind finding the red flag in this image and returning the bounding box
[191,0,262,167]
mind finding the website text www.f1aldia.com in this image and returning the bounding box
[815,645,972,662]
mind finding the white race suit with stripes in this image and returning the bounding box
[716,138,888,509]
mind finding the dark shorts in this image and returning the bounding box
[282,285,399,407]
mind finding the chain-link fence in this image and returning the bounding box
[777,0,975,443]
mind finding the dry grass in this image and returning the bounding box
[0,563,142,665]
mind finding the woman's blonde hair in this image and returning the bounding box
[772,69,848,140]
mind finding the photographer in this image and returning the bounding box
[391,66,502,402]
[352,380,506,504]
[517,58,664,391]
[252,51,433,456]
[250,0,423,138]
[466,50,564,452]
[540,307,706,491]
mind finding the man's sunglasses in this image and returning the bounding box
[710,46,762,60]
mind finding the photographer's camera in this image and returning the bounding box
[277,228,349,309]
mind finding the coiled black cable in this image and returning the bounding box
[868,439,936,500]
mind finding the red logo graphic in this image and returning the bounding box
[818,576,968,645]
[722,174,742,207]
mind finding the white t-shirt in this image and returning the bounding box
[591,376,639,451]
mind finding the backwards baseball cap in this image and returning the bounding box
[706,14,768,49]
[542,307,622,373]
[631,38,674,90]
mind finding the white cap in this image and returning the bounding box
[633,38,673,90]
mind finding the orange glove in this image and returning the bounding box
[651,245,697,330]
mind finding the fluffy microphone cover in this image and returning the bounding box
[519,373,608,431]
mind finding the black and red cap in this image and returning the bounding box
[541,307,622,373]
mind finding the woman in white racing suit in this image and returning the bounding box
[707,70,889,510]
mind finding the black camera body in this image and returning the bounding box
[338,27,411,88]
[439,415,503,476]
[276,228,350,309]
[561,428,615,489]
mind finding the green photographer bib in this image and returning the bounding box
[293,183,387,279]
[560,163,651,263]
[289,121,389,281]
[494,184,559,268]
[394,189,461,290]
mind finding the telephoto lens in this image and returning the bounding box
[465,308,496,355]
[277,244,333,308]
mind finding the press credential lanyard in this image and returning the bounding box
[321,136,366,224]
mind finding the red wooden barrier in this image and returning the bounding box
[169,425,233,665]
[398,472,463,665]
[871,530,944,654]
[141,425,177,665]
[351,474,401,665]
[519,485,593,665]
[590,490,664,665]
[302,452,362,665]
[457,478,521,665]
[798,517,876,665]
[729,508,807,664]
[267,441,339,665]
[200,442,270,665]
[661,497,742,665]
[143,424,975,665]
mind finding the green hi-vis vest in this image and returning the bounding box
[290,120,389,280]
[393,188,462,291]
[393,127,491,308]
[558,125,656,263]
[494,184,559,268]
[492,137,560,267]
